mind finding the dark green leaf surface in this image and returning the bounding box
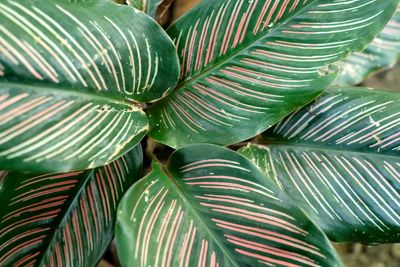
[116,144,342,267]
[0,0,179,172]
[0,0,179,102]
[240,87,400,243]
[0,83,147,173]
[337,6,400,85]
[0,144,143,267]
[148,0,399,148]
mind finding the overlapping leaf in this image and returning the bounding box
[0,0,179,172]
[0,0,179,102]
[0,144,143,267]
[0,84,147,173]
[148,0,399,148]
[128,0,174,24]
[116,144,342,267]
[337,6,400,85]
[239,87,400,243]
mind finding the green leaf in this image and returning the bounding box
[147,0,399,148]
[337,6,400,85]
[127,0,143,9]
[128,0,173,23]
[116,144,342,267]
[66,0,106,2]
[0,144,143,267]
[0,0,179,173]
[239,87,400,243]
[0,83,147,173]
[0,0,179,102]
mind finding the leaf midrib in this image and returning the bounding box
[37,169,99,266]
[0,81,143,110]
[167,0,319,96]
[260,140,400,159]
[158,163,240,267]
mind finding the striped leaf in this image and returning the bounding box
[128,0,174,23]
[147,0,399,148]
[0,144,143,267]
[0,84,147,173]
[0,0,179,103]
[239,87,400,243]
[337,6,400,85]
[0,0,179,173]
[116,144,342,267]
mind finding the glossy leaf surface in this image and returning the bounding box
[116,144,342,267]
[0,144,143,267]
[240,87,400,243]
[0,83,147,173]
[0,0,179,172]
[337,6,400,85]
[0,0,179,102]
[148,0,399,148]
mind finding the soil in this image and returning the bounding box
[335,243,400,267]
[362,64,400,92]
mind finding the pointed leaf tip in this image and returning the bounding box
[0,0,179,172]
[0,144,143,266]
[148,0,399,148]
[240,87,400,243]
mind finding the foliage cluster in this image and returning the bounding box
[0,0,399,266]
